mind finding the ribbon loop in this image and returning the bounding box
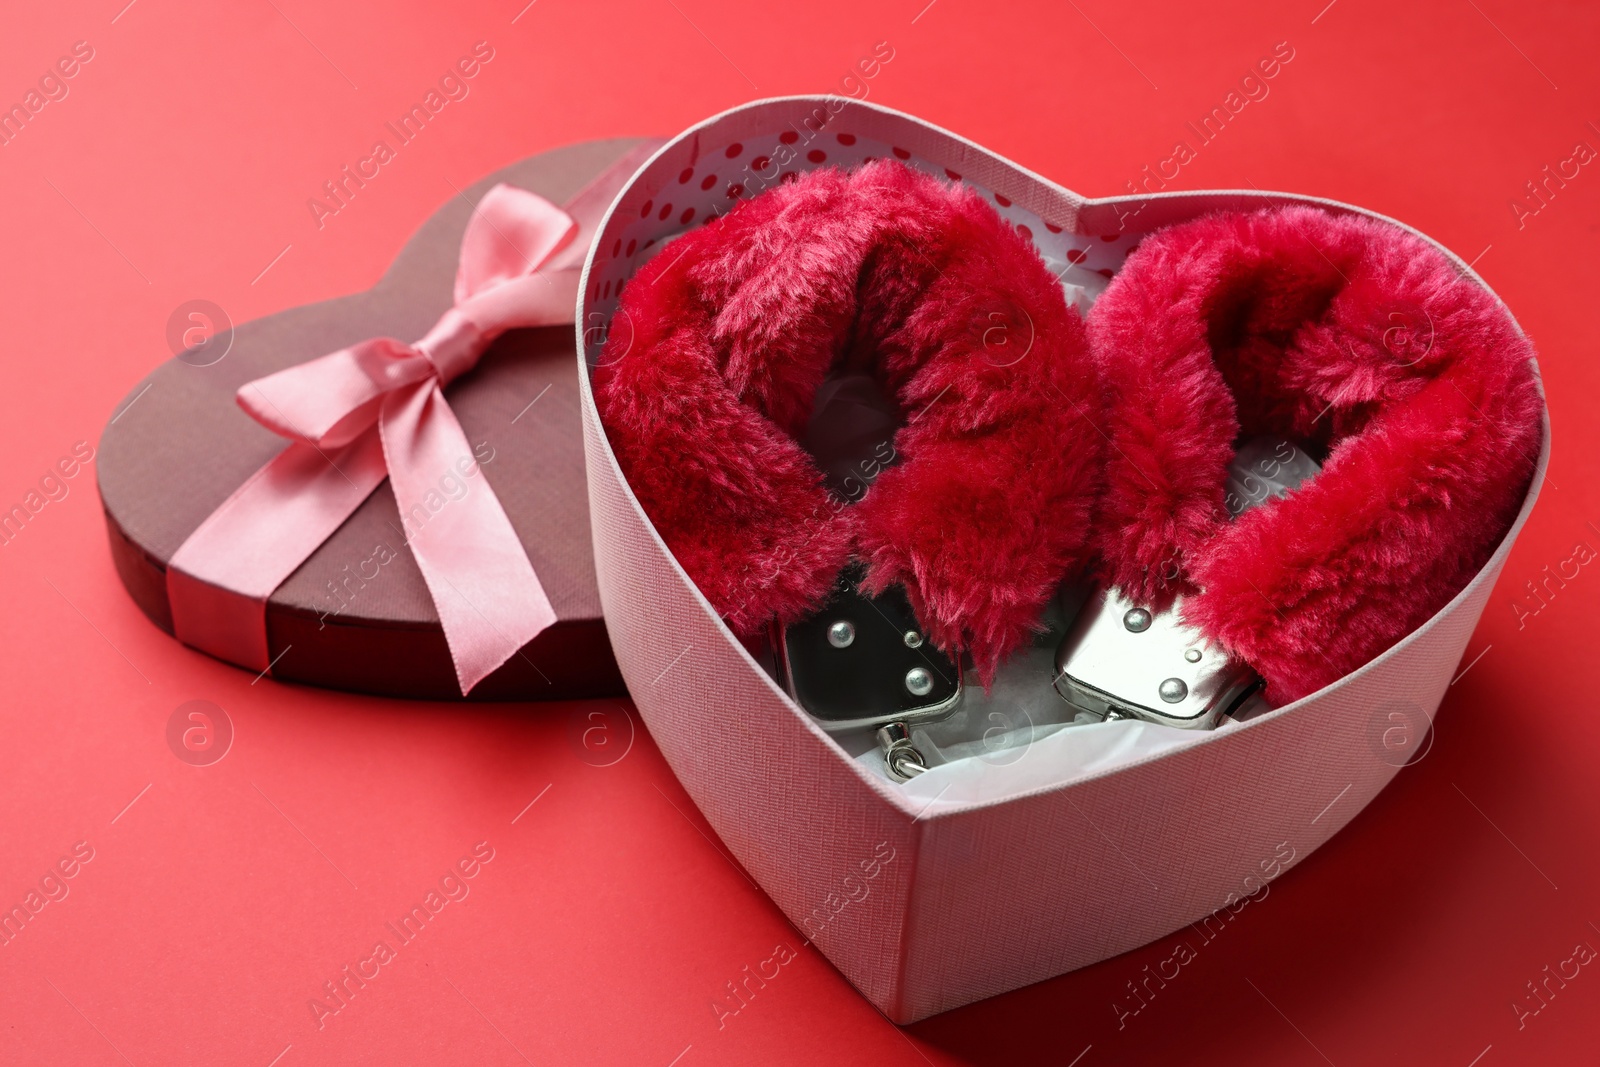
[236,184,580,451]
[455,183,578,304]
[239,337,431,449]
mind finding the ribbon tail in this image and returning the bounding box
[167,431,389,670]
[380,379,557,694]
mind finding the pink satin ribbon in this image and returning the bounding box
[167,147,658,693]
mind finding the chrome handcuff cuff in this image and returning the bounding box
[777,438,1318,780]
[774,563,962,780]
[1053,438,1321,730]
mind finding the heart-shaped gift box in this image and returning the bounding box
[576,97,1549,1022]
[98,139,661,700]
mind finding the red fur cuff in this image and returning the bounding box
[1088,205,1542,704]
[595,161,1104,681]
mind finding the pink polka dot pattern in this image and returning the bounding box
[581,127,1143,367]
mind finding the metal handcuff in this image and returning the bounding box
[775,437,1320,781]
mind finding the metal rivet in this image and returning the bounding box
[1159,677,1188,703]
[827,621,855,648]
[905,667,934,697]
[1184,648,1202,663]
[903,630,924,648]
[1123,608,1152,633]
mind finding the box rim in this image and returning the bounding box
[573,94,1552,819]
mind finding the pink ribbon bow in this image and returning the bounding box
[167,180,614,694]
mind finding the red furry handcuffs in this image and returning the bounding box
[1089,205,1541,704]
[595,161,1103,682]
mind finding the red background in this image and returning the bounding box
[1,1,1595,1064]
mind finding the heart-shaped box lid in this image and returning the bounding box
[98,139,660,700]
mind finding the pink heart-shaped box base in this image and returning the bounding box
[576,97,1548,1022]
